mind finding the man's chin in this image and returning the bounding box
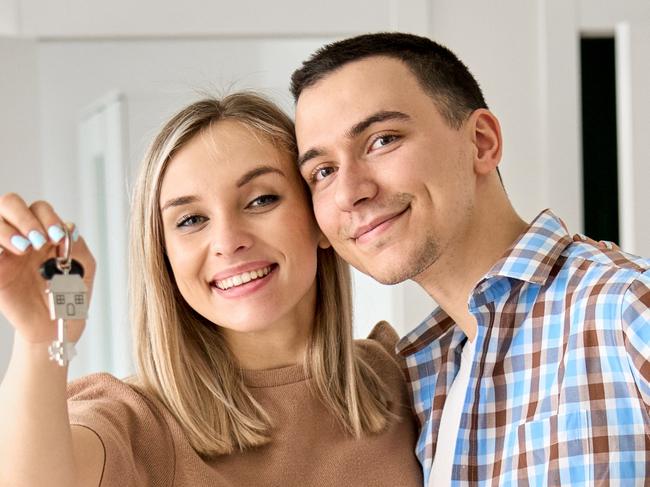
[363,248,440,285]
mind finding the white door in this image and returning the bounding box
[74,92,132,379]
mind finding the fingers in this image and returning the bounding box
[31,201,69,245]
[70,231,96,278]
[0,194,69,256]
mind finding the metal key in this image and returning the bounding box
[40,257,85,280]
[43,227,87,366]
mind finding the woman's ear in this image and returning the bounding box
[317,232,331,250]
[469,109,502,175]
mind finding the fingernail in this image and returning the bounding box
[27,230,47,250]
[577,233,587,241]
[72,226,79,242]
[47,224,66,243]
[10,235,32,252]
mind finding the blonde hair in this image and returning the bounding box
[129,92,394,456]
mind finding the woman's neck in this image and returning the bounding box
[221,283,316,370]
[224,320,312,370]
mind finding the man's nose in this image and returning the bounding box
[210,216,254,257]
[334,161,378,210]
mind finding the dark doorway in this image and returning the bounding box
[580,37,619,243]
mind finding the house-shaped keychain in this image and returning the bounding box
[46,273,89,320]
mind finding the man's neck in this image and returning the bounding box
[415,205,528,341]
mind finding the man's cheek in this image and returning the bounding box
[312,198,334,230]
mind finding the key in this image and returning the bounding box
[41,225,87,366]
[39,258,85,280]
[46,272,88,321]
[46,270,88,366]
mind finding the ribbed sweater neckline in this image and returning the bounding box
[239,363,310,388]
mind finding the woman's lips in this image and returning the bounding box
[211,264,278,298]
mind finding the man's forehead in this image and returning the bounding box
[297,56,415,105]
[295,57,426,144]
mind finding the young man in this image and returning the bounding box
[291,33,649,485]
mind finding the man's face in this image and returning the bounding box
[295,56,478,284]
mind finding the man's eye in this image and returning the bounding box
[177,214,207,228]
[248,194,279,209]
[369,134,399,151]
[312,166,337,183]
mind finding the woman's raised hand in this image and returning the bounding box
[0,193,95,345]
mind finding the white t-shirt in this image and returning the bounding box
[428,337,476,487]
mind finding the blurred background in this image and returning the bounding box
[1,0,649,379]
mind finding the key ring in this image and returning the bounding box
[55,226,72,273]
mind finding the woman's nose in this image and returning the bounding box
[209,217,254,257]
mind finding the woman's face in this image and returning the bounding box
[159,120,326,336]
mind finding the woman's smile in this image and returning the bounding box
[211,263,278,297]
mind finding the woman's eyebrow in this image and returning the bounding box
[161,165,285,212]
[236,165,285,187]
[161,195,199,213]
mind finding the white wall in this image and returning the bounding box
[0,0,20,35]
[429,0,545,224]
[19,0,429,38]
[0,37,41,375]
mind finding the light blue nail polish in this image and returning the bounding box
[72,226,80,242]
[28,230,47,250]
[47,225,66,243]
[11,235,32,252]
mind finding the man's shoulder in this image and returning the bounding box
[559,240,649,282]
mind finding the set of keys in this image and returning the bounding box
[40,227,88,367]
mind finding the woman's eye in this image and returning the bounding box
[369,134,399,151]
[177,214,206,228]
[312,166,336,183]
[248,194,279,209]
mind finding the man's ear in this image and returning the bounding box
[469,109,502,175]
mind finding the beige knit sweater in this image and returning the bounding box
[67,322,423,486]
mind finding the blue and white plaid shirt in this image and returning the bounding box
[397,209,650,486]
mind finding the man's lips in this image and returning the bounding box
[349,206,410,243]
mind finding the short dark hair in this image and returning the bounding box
[290,32,488,129]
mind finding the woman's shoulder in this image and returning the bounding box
[67,372,170,432]
[68,371,139,397]
[68,372,158,410]
[67,373,176,485]
[354,321,405,373]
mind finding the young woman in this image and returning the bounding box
[0,93,423,486]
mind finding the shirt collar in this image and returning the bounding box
[482,208,573,286]
[396,209,573,357]
[396,306,455,356]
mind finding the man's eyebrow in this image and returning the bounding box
[297,110,411,169]
[297,148,323,169]
[346,110,411,138]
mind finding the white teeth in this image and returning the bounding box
[215,266,272,290]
